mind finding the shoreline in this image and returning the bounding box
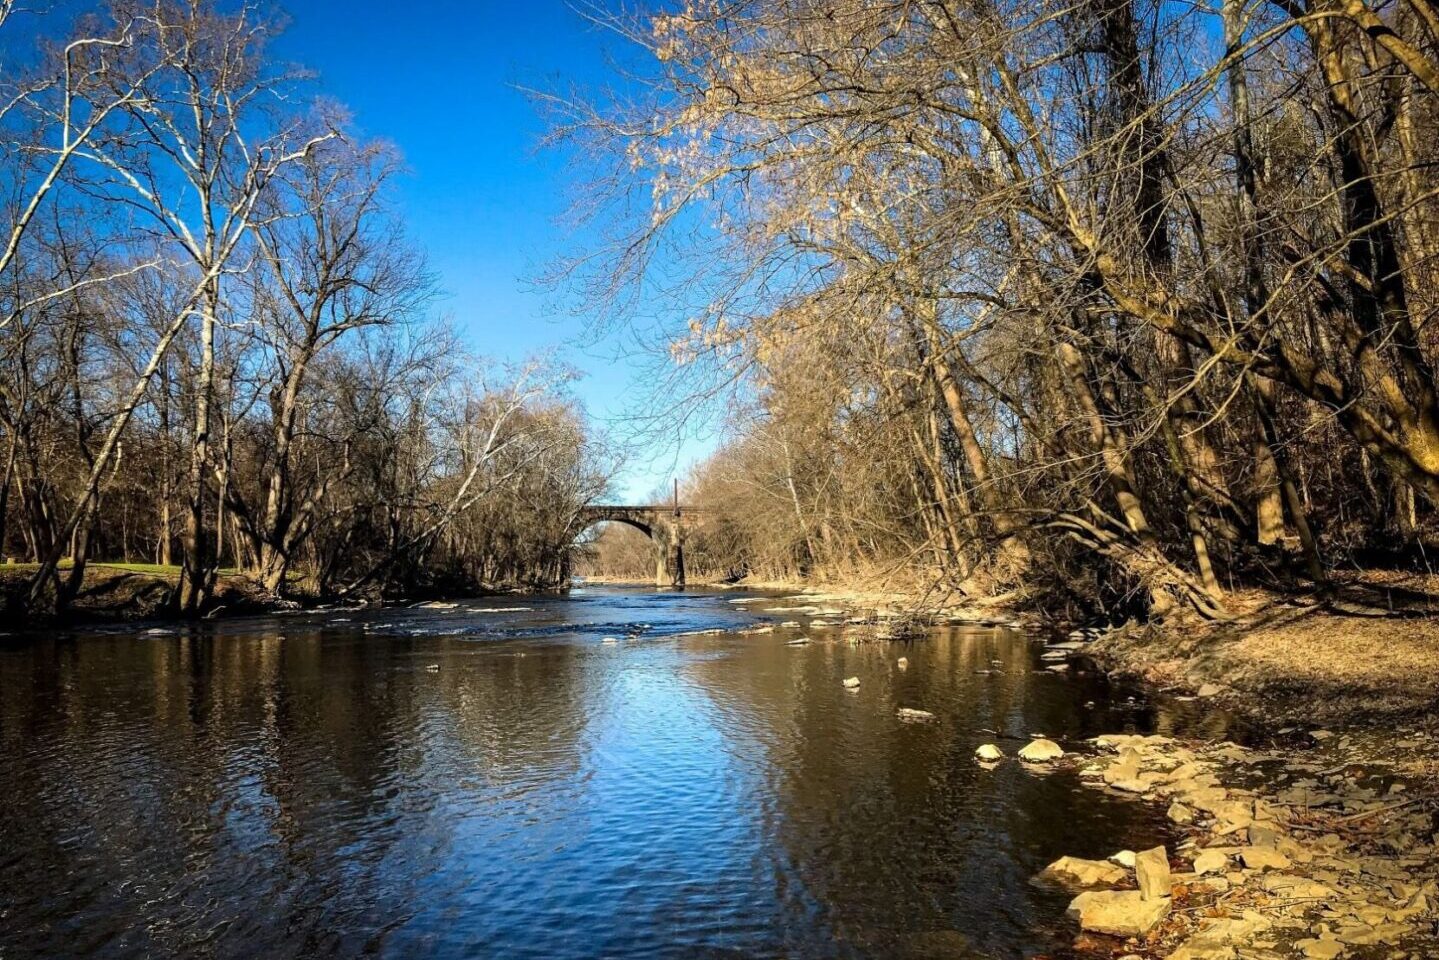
[0,563,542,630]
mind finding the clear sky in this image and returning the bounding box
[273,0,717,501]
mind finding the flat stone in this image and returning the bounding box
[1260,873,1336,901]
[1184,786,1230,812]
[1166,940,1235,960]
[1248,823,1283,847]
[1018,738,1065,763]
[1135,846,1170,901]
[1337,922,1410,946]
[1197,683,1222,697]
[1167,911,1274,959]
[1193,849,1229,874]
[1295,938,1345,959]
[1035,856,1128,890]
[842,676,860,689]
[1066,890,1170,937]
[1240,845,1291,871]
[896,707,936,722]
[1168,801,1197,825]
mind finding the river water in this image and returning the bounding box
[0,586,1233,959]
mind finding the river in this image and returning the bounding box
[0,586,1235,959]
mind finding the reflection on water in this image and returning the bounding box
[0,588,1228,958]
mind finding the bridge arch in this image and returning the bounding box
[575,504,700,587]
[577,510,653,540]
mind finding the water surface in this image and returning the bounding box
[0,587,1222,958]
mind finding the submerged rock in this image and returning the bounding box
[1018,738,1064,763]
[897,707,936,722]
[1066,890,1170,937]
[842,676,860,689]
[897,656,909,670]
[1035,856,1128,890]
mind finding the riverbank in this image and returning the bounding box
[1087,570,1439,727]
[0,563,533,626]
[0,563,278,624]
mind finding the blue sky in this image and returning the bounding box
[274,0,718,501]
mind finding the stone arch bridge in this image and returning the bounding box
[577,504,706,586]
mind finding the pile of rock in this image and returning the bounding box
[1035,846,1175,938]
[1068,732,1437,959]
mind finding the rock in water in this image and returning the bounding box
[974,743,1004,762]
[1035,856,1127,890]
[896,707,935,722]
[1018,738,1064,762]
[1134,846,1170,901]
[842,676,860,689]
[1066,890,1171,937]
[896,656,909,670]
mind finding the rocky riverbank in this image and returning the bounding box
[994,728,1438,958]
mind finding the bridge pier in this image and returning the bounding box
[653,520,686,588]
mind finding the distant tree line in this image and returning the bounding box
[557,0,1439,618]
[0,1,607,617]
